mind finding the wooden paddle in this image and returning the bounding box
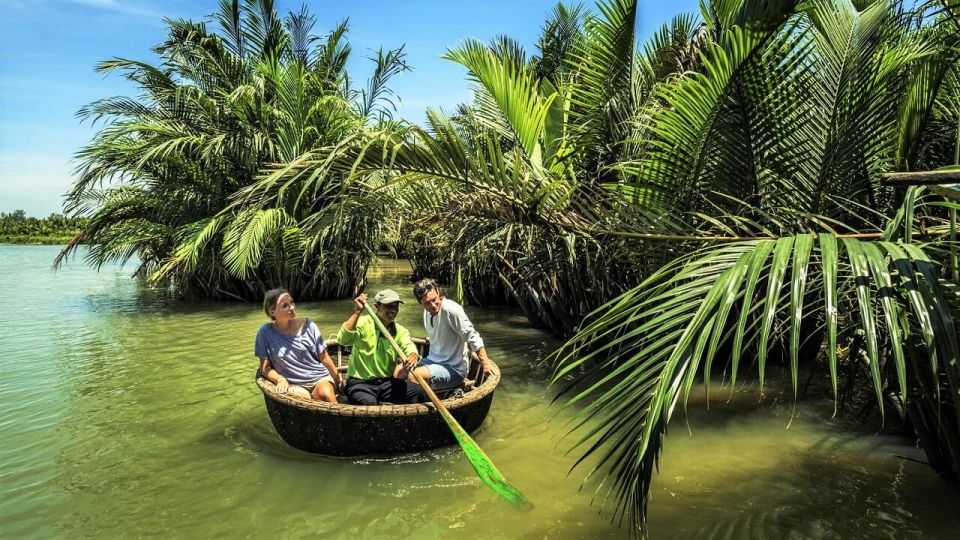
[361,300,532,510]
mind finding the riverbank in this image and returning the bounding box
[0,235,75,244]
[0,210,86,245]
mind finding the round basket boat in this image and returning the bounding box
[256,338,500,456]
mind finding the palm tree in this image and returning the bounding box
[406,0,719,332]
[230,1,717,336]
[271,1,711,335]
[57,0,408,300]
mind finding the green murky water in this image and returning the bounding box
[2,245,958,539]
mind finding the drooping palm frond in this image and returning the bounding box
[552,223,960,533]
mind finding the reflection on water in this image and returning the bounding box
[1,245,958,539]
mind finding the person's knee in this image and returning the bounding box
[413,366,431,384]
[313,383,337,403]
[410,385,427,403]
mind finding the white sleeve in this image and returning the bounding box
[450,305,484,352]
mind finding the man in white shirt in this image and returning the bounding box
[404,278,493,390]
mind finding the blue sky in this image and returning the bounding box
[0,0,700,217]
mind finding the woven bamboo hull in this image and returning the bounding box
[256,339,500,456]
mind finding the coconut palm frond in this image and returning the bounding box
[356,45,409,123]
[312,19,352,88]
[212,0,244,57]
[153,214,232,282]
[552,229,960,533]
[894,26,957,169]
[221,207,296,278]
[443,39,557,165]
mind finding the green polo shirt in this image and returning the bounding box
[337,314,418,379]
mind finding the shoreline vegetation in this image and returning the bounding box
[0,210,88,245]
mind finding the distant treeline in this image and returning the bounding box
[0,210,88,244]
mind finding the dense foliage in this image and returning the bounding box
[0,210,88,244]
[58,0,407,299]
[283,0,960,534]
[63,0,960,535]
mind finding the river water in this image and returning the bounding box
[1,244,958,539]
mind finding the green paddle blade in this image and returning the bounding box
[440,409,533,510]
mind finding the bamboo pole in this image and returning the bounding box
[882,170,960,186]
[586,229,930,242]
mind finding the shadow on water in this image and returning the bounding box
[650,438,960,540]
[642,382,960,540]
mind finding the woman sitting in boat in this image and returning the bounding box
[255,288,342,402]
[337,290,427,405]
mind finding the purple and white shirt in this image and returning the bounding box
[254,318,329,384]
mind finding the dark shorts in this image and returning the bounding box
[345,377,426,405]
